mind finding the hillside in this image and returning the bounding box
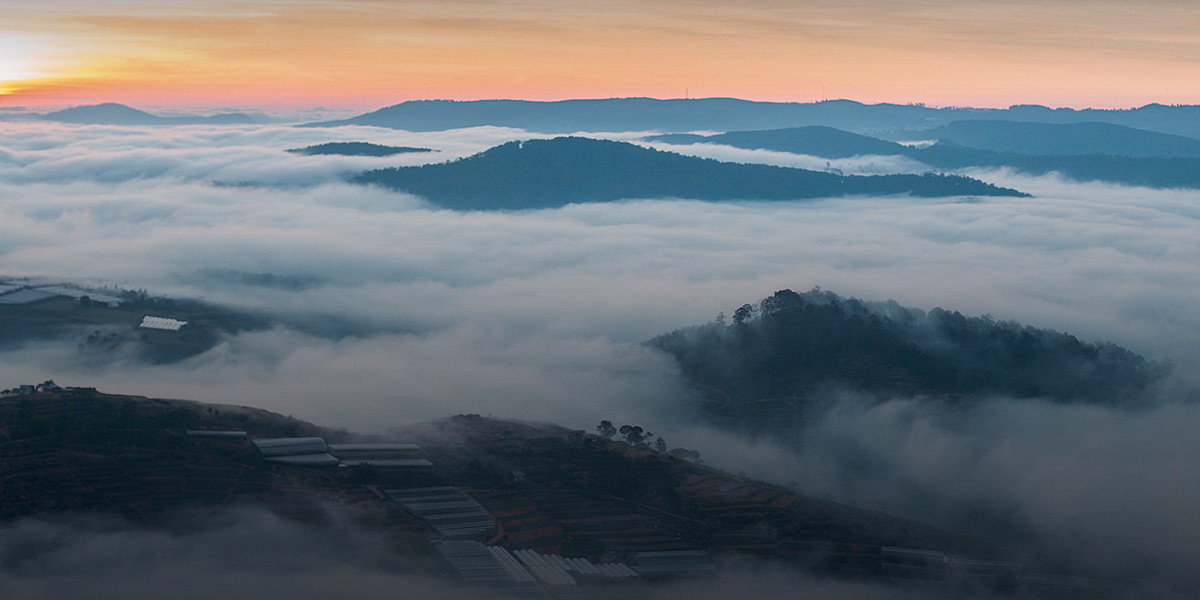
[647,126,908,158]
[648,288,1167,433]
[0,388,1070,595]
[0,275,402,364]
[41,103,164,125]
[0,280,256,364]
[659,123,1200,189]
[302,97,1200,138]
[40,103,268,126]
[352,137,1025,209]
[650,121,1200,159]
[303,98,944,134]
[287,141,433,156]
[0,388,341,522]
[913,120,1200,158]
[914,145,1200,188]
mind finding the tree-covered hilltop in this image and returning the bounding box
[647,125,908,158]
[913,144,1200,189]
[352,137,1025,209]
[648,289,1167,430]
[653,120,1200,160]
[287,141,432,156]
[653,123,1200,189]
[913,120,1200,158]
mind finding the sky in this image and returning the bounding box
[3,0,1200,109]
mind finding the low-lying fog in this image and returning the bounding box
[0,507,988,600]
[2,120,1199,590]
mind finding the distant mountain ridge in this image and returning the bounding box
[304,97,1200,138]
[41,103,270,126]
[648,126,908,158]
[352,137,1025,209]
[915,120,1200,158]
[914,145,1200,189]
[656,122,1200,189]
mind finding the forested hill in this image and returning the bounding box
[287,141,433,156]
[647,126,908,158]
[648,289,1166,429]
[302,97,1200,138]
[352,137,1024,209]
[915,120,1200,158]
[651,122,1200,189]
[40,103,266,125]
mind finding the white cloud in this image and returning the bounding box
[2,123,1199,398]
[638,140,930,175]
[0,507,471,600]
[3,121,1200,587]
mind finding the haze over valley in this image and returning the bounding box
[2,95,1200,598]
[9,0,1200,587]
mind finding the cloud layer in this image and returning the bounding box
[2,121,1200,590]
[3,121,1199,428]
[0,507,475,600]
[2,122,1199,418]
[0,507,992,600]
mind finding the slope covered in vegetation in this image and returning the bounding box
[354,137,1025,209]
[648,289,1166,430]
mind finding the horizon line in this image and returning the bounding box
[9,96,1200,115]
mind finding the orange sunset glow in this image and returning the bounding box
[4,0,1200,109]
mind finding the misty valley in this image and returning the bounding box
[3,98,1200,599]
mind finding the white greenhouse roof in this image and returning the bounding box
[252,437,329,457]
[140,315,188,331]
[387,487,495,539]
[512,549,638,580]
[433,541,547,598]
[264,453,340,467]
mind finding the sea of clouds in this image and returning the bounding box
[2,119,1200,591]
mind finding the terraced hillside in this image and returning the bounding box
[0,389,1124,596]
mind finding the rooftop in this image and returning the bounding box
[139,315,188,331]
